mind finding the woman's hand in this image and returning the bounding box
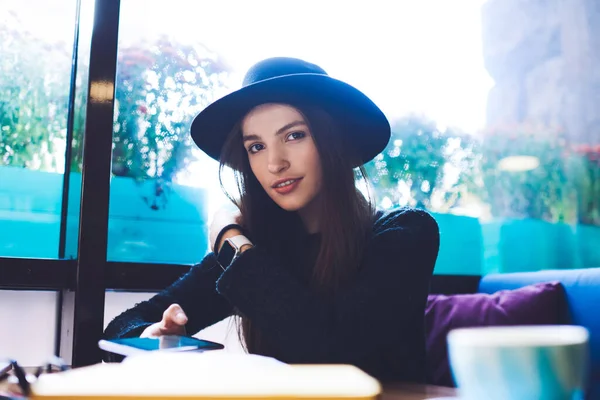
[140,304,188,338]
[209,207,243,252]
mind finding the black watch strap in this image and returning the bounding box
[216,235,253,270]
[216,240,236,270]
[213,224,243,254]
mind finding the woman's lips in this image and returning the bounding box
[273,178,302,195]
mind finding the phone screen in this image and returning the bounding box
[121,336,221,351]
[99,335,224,356]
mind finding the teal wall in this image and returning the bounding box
[0,166,209,264]
[1,166,598,273]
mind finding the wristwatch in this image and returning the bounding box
[216,235,253,270]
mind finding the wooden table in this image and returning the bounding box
[382,383,458,399]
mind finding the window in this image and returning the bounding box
[110,0,600,273]
[0,0,92,259]
[0,0,94,365]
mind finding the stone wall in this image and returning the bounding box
[481,0,600,144]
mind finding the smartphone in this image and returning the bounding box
[98,335,224,357]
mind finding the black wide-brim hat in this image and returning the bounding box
[190,57,391,167]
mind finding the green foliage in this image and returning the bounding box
[109,36,230,182]
[0,14,230,185]
[364,114,478,212]
[569,145,600,225]
[0,13,71,170]
[471,124,577,223]
[364,118,599,226]
[2,13,597,223]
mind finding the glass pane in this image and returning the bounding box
[0,0,88,259]
[63,0,96,260]
[110,0,600,273]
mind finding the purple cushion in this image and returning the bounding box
[425,282,567,387]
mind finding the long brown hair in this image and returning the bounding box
[218,101,376,355]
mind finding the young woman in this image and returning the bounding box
[104,57,440,384]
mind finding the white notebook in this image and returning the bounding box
[31,352,381,399]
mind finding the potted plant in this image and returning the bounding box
[0,20,232,263]
[59,35,233,263]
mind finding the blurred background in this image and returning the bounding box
[1,0,599,362]
[2,0,598,274]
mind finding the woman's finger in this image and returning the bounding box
[162,304,188,329]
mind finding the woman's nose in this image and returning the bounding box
[267,152,289,174]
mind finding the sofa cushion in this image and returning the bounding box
[479,269,600,398]
[425,281,567,387]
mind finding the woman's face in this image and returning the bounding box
[241,103,323,215]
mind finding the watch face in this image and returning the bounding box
[216,240,236,268]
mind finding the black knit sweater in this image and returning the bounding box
[103,208,440,383]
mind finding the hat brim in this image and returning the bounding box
[190,73,390,166]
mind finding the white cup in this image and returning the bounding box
[448,325,589,400]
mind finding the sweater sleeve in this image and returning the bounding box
[103,253,234,345]
[215,208,439,367]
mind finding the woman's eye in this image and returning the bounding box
[248,143,264,154]
[287,131,306,141]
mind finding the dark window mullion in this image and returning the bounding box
[55,0,84,359]
[59,0,122,368]
[0,258,76,290]
[0,255,477,294]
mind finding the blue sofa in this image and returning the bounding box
[475,268,600,398]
